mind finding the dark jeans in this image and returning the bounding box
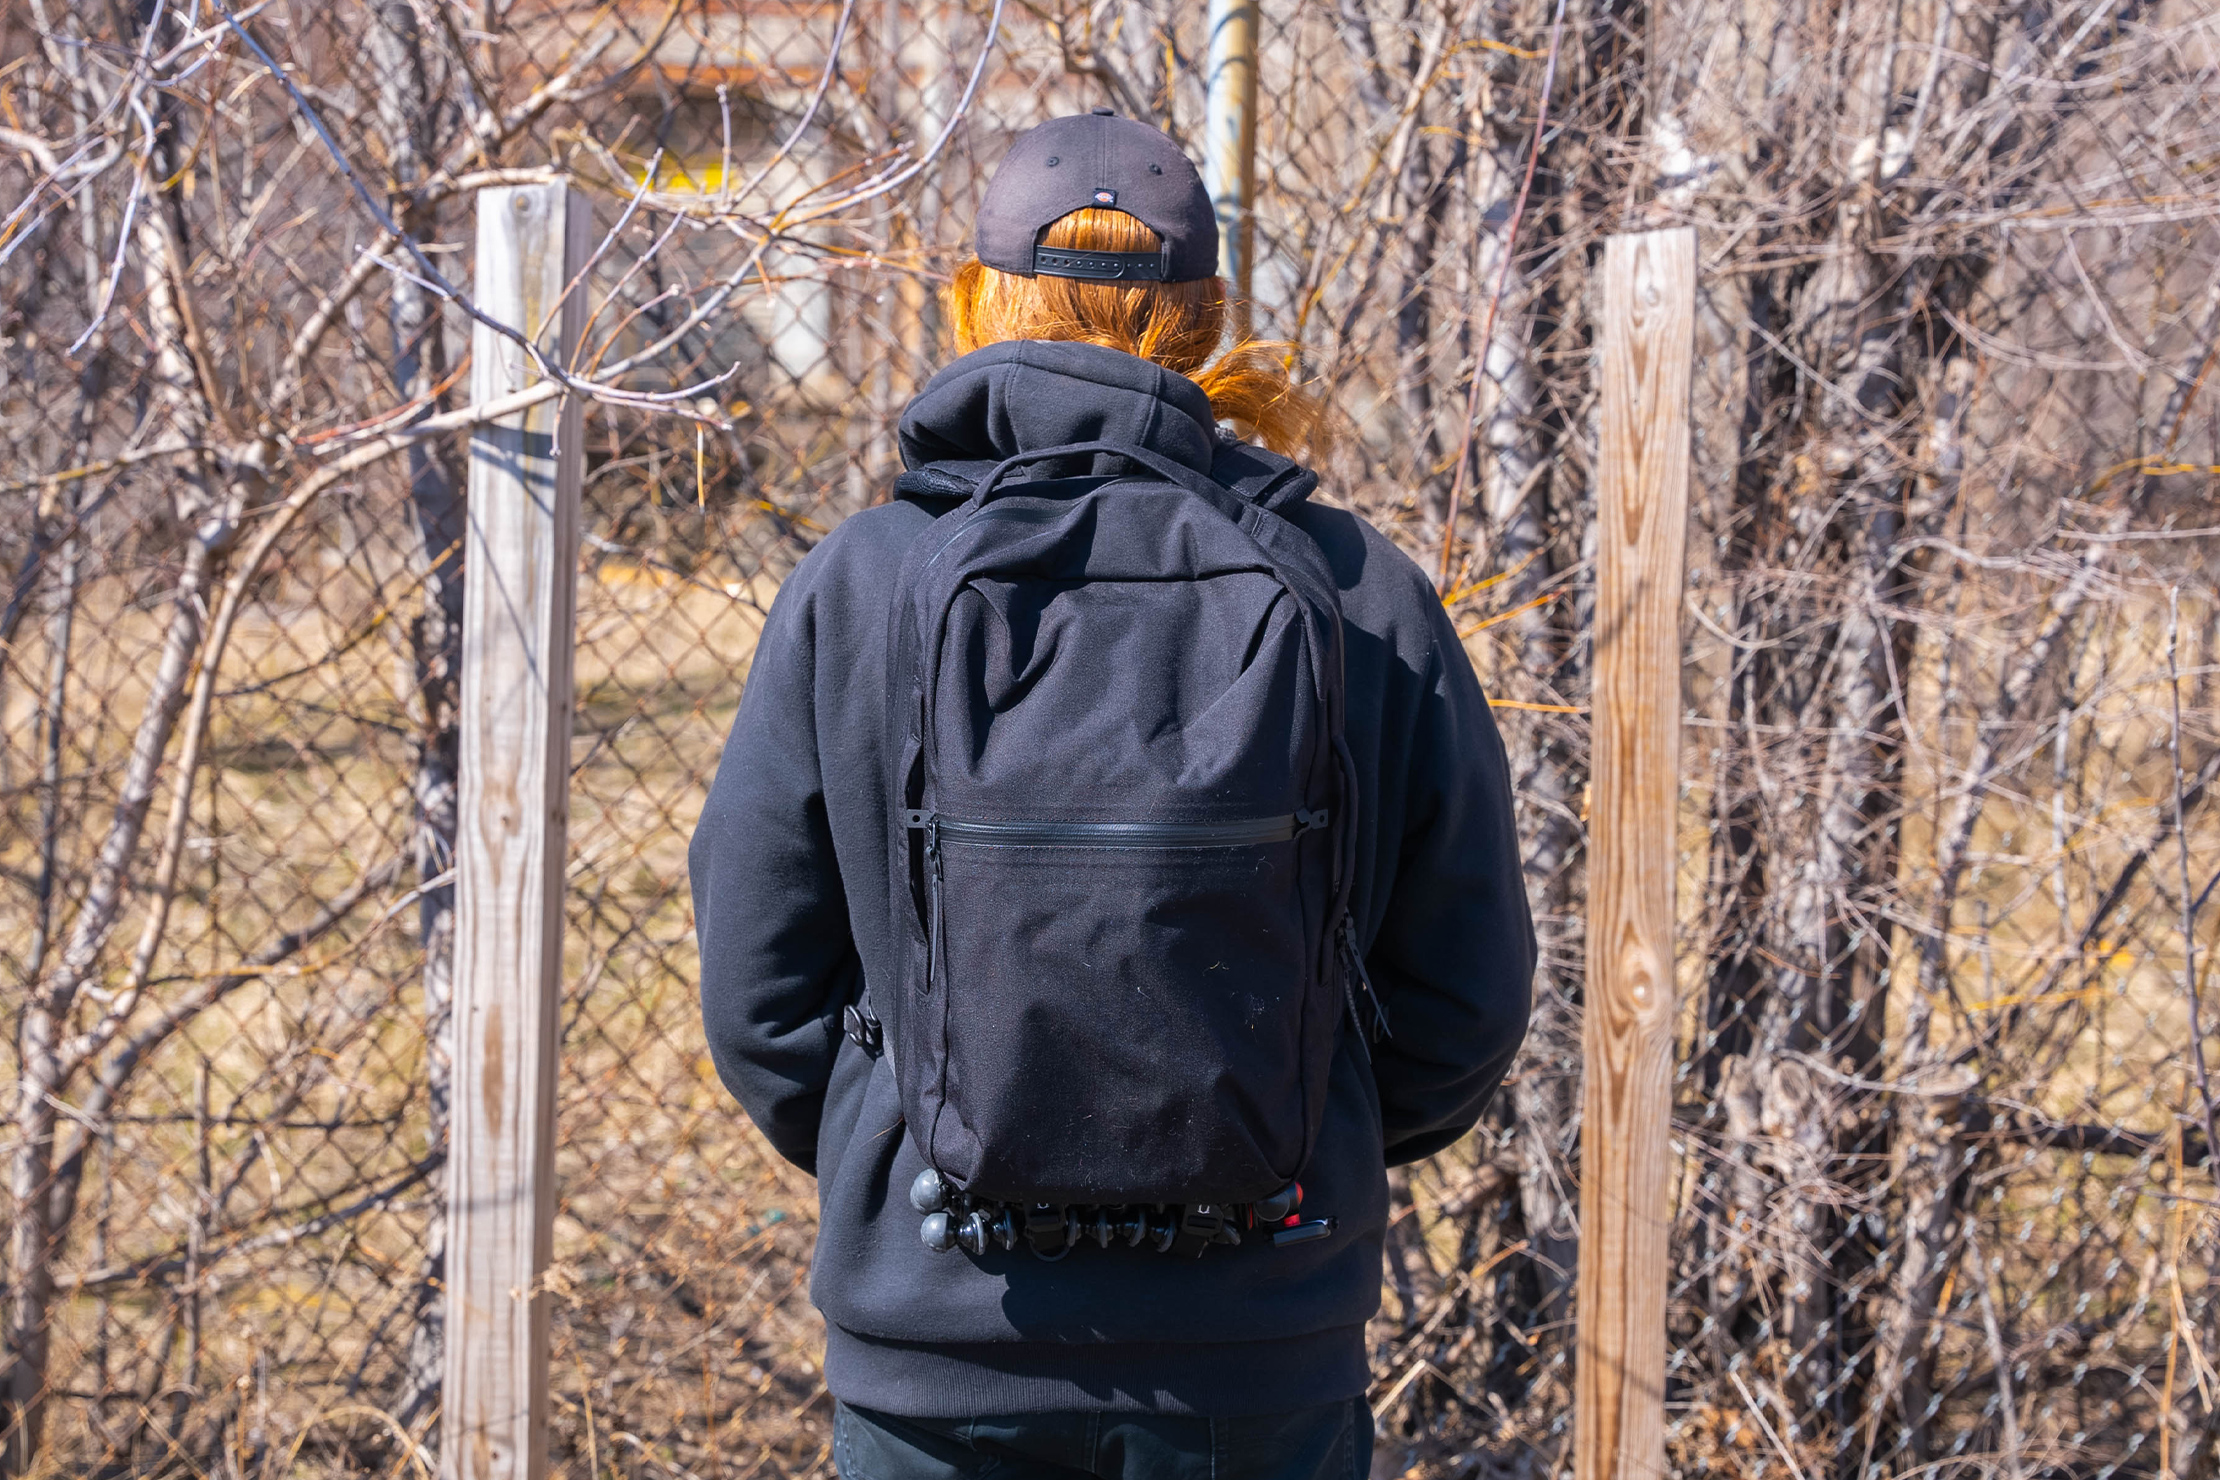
[832,1397,1373,1480]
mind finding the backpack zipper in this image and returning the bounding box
[903,811,1327,849]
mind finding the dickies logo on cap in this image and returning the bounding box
[1093,189,1117,206]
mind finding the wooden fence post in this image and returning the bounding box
[444,181,590,1480]
[1574,226,1695,1480]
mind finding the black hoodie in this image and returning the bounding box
[689,340,1534,1417]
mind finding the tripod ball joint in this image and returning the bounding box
[919,1210,956,1252]
[909,1168,949,1215]
[1252,1180,1302,1224]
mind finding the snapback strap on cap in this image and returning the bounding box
[1031,245,1168,281]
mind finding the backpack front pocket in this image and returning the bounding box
[907,811,1326,1205]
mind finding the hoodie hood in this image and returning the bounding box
[892,339,1319,515]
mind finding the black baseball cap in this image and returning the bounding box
[975,108,1219,284]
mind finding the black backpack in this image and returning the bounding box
[876,438,1364,1225]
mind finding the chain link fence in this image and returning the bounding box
[3,0,2216,1476]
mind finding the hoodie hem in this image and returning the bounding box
[822,1322,1371,1419]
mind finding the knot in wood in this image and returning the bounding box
[1619,944,1662,1010]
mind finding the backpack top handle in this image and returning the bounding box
[965,439,1254,528]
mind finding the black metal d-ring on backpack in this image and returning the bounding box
[856,438,1383,1261]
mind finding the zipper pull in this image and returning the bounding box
[1337,917,1390,1045]
[1334,919,1369,1063]
[925,815,947,996]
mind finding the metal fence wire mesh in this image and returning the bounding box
[3,0,2218,1476]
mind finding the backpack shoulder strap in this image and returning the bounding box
[966,439,1253,525]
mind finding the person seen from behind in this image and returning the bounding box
[690,109,1535,1480]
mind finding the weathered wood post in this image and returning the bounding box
[1574,226,1695,1480]
[445,181,590,1480]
